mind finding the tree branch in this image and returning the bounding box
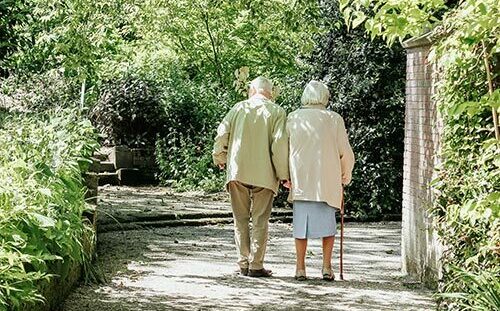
[482,40,499,140]
[202,10,224,86]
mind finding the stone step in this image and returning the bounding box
[98,172,119,186]
[88,157,101,173]
[117,168,141,186]
[99,161,116,173]
[93,152,109,162]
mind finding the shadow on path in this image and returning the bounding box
[62,221,434,311]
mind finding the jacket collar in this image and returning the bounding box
[302,104,327,110]
[250,94,271,101]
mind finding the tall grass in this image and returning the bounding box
[0,109,98,310]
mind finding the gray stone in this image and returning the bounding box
[98,172,120,186]
[131,148,156,169]
[88,157,101,173]
[117,168,141,186]
[100,161,116,173]
[110,146,133,169]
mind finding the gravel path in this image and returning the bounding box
[61,221,435,310]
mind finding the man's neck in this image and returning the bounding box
[250,93,271,100]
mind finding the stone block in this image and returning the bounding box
[83,173,99,191]
[109,146,133,169]
[131,148,156,169]
[93,146,113,162]
[98,172,119,186]
[100,161,116,172]
[88,157,101,173]
[117,168,141,186]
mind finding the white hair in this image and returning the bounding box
[249,76,273,94]
[301,80,330,106]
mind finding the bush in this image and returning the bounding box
[0,70,80,112]
[0,109,99,310]
[431,34,500,309]
[90,75,166,147]
[155,74,228,192]
[303,2,406,218]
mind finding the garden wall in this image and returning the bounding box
[401,34,442,287]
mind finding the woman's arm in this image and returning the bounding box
[337,117,355,185]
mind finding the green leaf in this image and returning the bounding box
[352,11,367,29]
[32,213,56,228]
[38,188,52,197]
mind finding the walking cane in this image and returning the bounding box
[339,186,345,280]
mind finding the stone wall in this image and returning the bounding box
[401,35,442,287]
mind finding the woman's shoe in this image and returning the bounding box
[322,267,335,281]
[295,269,307,281]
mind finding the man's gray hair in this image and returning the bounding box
[249,76,273,94]
[301,80,330,106]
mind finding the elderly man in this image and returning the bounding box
[213,76,289,277]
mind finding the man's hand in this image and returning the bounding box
[218,164,226,170]
[282,180,291,189]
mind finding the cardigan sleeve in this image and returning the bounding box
[337,117,355,185]
[271,108,290,180]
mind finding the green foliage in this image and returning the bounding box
[438,265,500,311]
[156,133,225,193]
[340,0,447,45]
[0,70,79,112]
[341,0,499,308]
[0,1,31,77]
[90,75,165,147]
[4,0,137,82]
[304,1,406,218]
[430,2,499,308]
[0,109,99,310]
[140,0,323,86]
[154,73,227,192]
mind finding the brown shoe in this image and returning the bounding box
[240,268,249,276]
[248,268,273,277]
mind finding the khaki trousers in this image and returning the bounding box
[228,181,274,270]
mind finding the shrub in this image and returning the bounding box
[90,75,166,147]
[0,109,99,310]
[155,74,228,191]
[431,30,500,308]
[0,70,80,112]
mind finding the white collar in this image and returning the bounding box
[250,94,270,100]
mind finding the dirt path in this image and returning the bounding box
[62,221,435,310]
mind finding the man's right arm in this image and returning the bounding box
[212,109,234,167]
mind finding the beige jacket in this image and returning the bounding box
[213,95,289,194]
[287,105,355,209]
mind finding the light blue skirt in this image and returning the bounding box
[293,200,337,239]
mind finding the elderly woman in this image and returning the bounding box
[286,80,355,281]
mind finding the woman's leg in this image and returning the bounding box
[322,236,335,269]
[295,238,308,271]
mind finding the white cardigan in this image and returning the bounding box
[287,105,355,209]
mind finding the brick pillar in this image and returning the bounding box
[401,35,442,287]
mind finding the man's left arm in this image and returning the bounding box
[271,109,290,180]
